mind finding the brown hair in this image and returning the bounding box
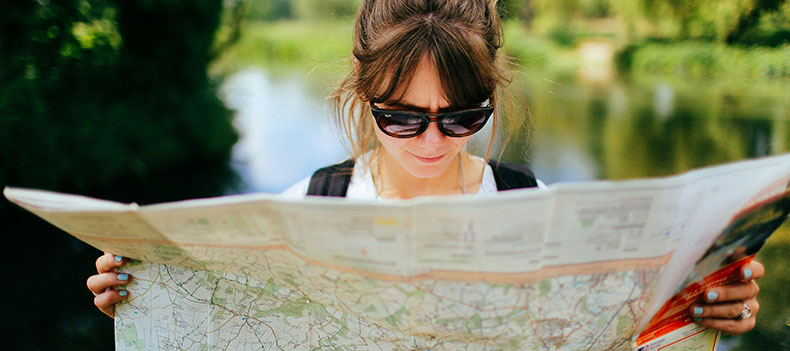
[330,0,526,163]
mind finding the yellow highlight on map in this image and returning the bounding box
[376,217,397,226]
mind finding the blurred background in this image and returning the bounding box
[1,0,789,349]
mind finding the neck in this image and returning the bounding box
[374,149,483,199]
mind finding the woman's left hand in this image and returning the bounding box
[689,260,764,335]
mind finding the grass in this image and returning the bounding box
[211,20,585,82]
[211,20,354,83]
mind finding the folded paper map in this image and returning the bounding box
[5,154,790,351]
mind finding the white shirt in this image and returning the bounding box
[281,154,545,199]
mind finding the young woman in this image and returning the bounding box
[87,0,763,336]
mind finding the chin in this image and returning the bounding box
[404,160,452,179]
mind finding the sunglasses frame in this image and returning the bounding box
[369,101,494,139]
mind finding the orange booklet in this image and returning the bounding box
[635,190,790,350]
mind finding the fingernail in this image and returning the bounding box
[119,290,128,297]
[114,255,123,262]
[693,306,703,315]
[707,291,718,302]
[117,273,129,281]
[744,268,752,280]
[693,317,702,322]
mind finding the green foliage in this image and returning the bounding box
[530,0,579,45]
[624,41,790,80]
[523,0,789,45]
[747,239,790,348]
[502,21,580,79]
[628,0,790,44]
[292,0,361,21]
[0,0,237,196]
[243,0,293,21]
[211,20,353,79]
[728,0,790,46]
[577,0,610,17]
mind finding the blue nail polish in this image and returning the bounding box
[707,291,718,302]
[693,306,703,315]
[744,268,752,280]
[117,273,129,281]
[693,317,702,322]
[119,290,128,297]
[115,255,123,262]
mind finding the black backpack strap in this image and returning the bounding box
[306,159,355,197]
[487,160,538,191]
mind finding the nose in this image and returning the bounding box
[417,120,445,146]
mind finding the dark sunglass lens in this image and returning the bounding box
[379,112,425,137]
[441,111,490,136]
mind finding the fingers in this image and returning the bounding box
[691,261,765,335]
[696,315,756,335]
[96,252,127,274]
[691,298,759,319]
[692,276,761,335]
[740,260,764,282]
[693,298,758,335]
[91,253,131,319]
[87,271,131,319]
[94,289,129,318]
[86,272,132,296]
[702,281,759,303]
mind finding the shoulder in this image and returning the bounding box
[486,159,540,190]
[473,156,545,194]
[279,159,354,198]
[280,158,356,198]
[280,177,310,198]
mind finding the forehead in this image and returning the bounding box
[379,56,451,111]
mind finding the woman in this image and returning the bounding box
[87,0,763,336]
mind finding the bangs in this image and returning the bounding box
[356,15,498,108]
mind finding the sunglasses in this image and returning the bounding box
[370,101,493,138]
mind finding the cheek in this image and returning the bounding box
[449,136,472,151]
[374,127,407,152]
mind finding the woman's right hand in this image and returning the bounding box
[86,252,132,318]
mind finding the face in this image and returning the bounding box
[373,56,473,179]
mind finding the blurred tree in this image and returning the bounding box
[519,0,789,45]
[578,0,610,17]
[0,0,237,202]
[212,0,248,59]
[531,0,578,45]
[635,0,790,43]
[642,0,703,39]
[292,0,361,21]
[243,0,293,21]
[1,3,239,349]
[727,0,790,46]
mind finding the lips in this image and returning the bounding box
[413,153,445,164]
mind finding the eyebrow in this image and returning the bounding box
[382,101,462,112]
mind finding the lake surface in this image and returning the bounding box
[221,68,790,188]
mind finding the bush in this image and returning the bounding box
[0,0,238,197]
[292,0,361,21]
[618,41,790,80]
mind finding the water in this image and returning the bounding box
[221,69,790,188]
[220,68,347,193]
